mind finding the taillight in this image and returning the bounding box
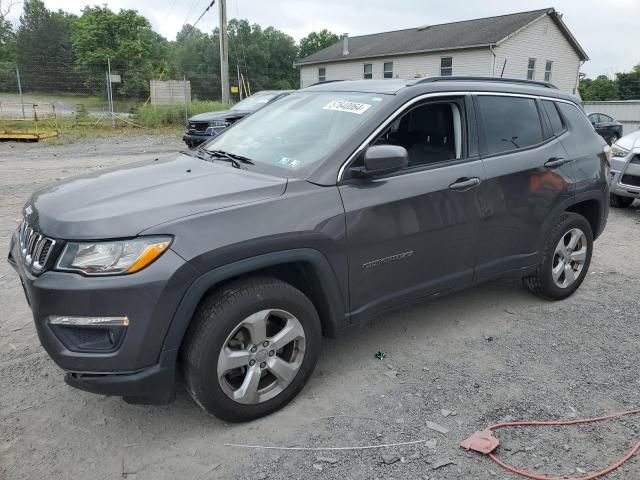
[603,145,612,166]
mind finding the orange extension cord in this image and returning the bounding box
[476,408,640,480]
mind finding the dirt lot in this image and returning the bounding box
[1,135,640,480]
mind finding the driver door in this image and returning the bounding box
[339,96,485,320]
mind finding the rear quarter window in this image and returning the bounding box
[542,100,565,136]
[477,95,544,155]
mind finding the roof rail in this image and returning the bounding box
[415,76,558,89]
[308,79,347,87]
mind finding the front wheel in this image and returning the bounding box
[180,277,321,422]
[524,213,593,300]
[610,194,635,208]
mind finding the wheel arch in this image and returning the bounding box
[565,197,603,240]
[161,248,350,355]
[537,192,606,256]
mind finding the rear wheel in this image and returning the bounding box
[524,213,593,300]
[610,194,634,208]
[180,277,321,422]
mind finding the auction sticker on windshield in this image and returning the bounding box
[323,100,372,115]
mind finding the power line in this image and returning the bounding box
[182,0,216,37]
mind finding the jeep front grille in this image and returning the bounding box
[18,222,56,274]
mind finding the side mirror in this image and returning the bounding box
[351,145,409,177]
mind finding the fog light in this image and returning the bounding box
[48,316,129,327]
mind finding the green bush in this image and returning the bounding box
[135,101,228,128]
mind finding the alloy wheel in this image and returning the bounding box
[551,228,588,289]
[217,309,306,405]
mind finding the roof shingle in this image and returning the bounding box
[297,8,587,65]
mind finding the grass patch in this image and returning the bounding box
[135,101,228,128]
[0,91,145,113]
[1,117,183,145]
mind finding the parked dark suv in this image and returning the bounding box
[183,90,292,148]
[8,77,610,422]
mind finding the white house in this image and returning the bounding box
[296,8,588,94]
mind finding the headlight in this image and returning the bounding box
[611,144,629,158]
[55,237,171,275]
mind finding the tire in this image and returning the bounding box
[524,212,593,301]
[180,276,321,422]
[610,194,634,208]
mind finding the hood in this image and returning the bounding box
[25,154,287,240]
[188,109,251,122]
[617,130,640,151]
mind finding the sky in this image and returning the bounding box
[5,0,640,77]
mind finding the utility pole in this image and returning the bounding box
[16,66,25,118]
[107,58,115,127]
[218,0,230,104]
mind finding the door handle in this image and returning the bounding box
[449,177,481,192]
[544,157,573,169]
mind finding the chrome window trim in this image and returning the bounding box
[336,90,585,182]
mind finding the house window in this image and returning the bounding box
[383,62,393,79]
[363,63,373,79]
[527,58,536,80]
[318,67,326,82]
[544,61,553,82]
[440,57,453,76]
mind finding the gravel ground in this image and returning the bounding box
[1,135,640,480]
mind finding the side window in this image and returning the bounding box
[588,113,599,124]
[542,100,565,136]
[477,95,543,155]
[372,100,464,169]
[601,114,613,122]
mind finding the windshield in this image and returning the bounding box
[204,91,390,176]
[230,93,280,111]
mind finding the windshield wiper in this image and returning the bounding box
[180,149,253,169]
[207,150,255,165]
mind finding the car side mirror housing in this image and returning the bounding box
[350,145,409,178]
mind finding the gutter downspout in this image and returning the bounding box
[490,45,497,77]
[575,60,585,96]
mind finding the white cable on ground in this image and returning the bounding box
[224,439,430,451]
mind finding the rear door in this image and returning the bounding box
[474,94,573,278]
[339,96,485,320]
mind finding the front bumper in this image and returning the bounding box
[610,154,640,198]
[8,230,199,401]
[183,126,228,148]
[183,133,211,148]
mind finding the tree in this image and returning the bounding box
[72,6,156,96]
[15,0,78,91]
[169,24,219,100]
[617,63,640,100]
[0,0,16,90]
[579,75,618,101]
[298,29,339,59]
[226,19,298,94]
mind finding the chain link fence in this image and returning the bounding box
[0,60,244,124]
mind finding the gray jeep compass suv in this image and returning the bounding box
[8,77,610,422]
